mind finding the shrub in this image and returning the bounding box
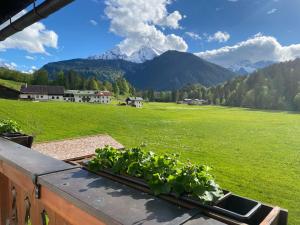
[0,119,22,134]
[88,146,223,204]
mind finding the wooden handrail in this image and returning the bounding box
[0,138,288,225]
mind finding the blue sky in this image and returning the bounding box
[1,0,300,72]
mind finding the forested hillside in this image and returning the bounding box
[125,51,237,90]
[43,58,138,82]
[152,59,300,111]
[42,51,237,90]
[0,67,33,83]
[206,58,300,111]
[0,67,135,96]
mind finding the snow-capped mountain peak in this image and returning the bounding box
[228,60,275,75]
[88,46,162,63]
[128,46,162,63]
[88,46,129,61]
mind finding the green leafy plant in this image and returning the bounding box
[88,146,224,204]
[170,164,223,203]
[0,119,22,134]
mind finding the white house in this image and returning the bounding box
[20,85,64,101]
[20,85,112,104]
[183,98,208,105]
[126,97,144,108]
[64,90,112,104]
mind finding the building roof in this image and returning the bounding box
[0,0,74,41]
[20,85,64,95]
[0,0,34,25]
[65,90,112,96]
[97,91,112,97]
[127,97,144,101]
[65,90,97,95]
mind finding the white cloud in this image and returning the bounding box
[104,0,188,55]
[25,55,35,60]
[157,11,183,29]
[90,19,98,26]
[208,31,230,43]
[22,70,34,74]
[267,8,278,15]
[195,34,300,67]
[0,59,17,70]
[0,11,58,54]
[185,32,201,40]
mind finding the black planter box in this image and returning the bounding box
[69,158,287,224]
[0,132,34,148]
[213,194,261,223]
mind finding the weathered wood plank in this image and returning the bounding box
[39,186,107,225]
[0,173,9,225]
[260,207,280,225]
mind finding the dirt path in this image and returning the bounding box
[33,135,124,160]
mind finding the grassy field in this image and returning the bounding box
[0,78,23,90]
[0,99,299,224]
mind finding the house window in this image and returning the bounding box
[41,96,43,98]
[27,95,30,99]
[52,96,55,99]
[56,96,59,99]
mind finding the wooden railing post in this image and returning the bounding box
[0,173,10,225]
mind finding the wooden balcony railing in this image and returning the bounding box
[0,137,287,225]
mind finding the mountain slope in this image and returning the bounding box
[125,51,237,90]
[43,58,138,82]
[205,58,300,111]
[42,51,237,91]
[0,78,24,91]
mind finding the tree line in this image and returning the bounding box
[0,67,33,83]
[204,59,300,111]
[0,67,135,96]
[3,58,300,111]
[32,69,135,96]
[139,59,300,111]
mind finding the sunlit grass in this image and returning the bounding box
[0,99,299,224]
[0,78,23,90]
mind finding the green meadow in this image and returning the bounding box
[0,78,24,90]
[0,99,299,224]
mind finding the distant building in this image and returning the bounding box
[19,85,112,104]
[64,90,112,104]
[126,97,144,108]
[183,98,208,105]
[20,85,64,101]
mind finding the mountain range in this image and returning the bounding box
[43,50,237,91]
[88,46,276,75]
[228,60,275,75]
[88,46,163,64]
